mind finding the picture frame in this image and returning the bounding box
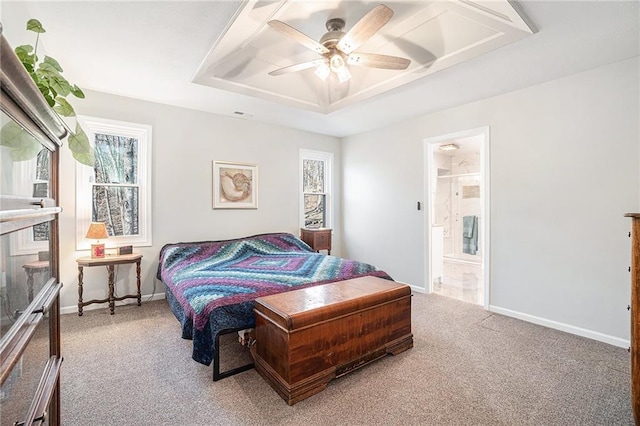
[213,161,258,209]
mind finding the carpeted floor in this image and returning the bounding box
[59,293,633,425]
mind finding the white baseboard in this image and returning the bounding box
[60,292,166,316]
[489,304,630,349]
[409,284,427,294]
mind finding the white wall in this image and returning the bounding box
[342,57,639,346]
[57,91,340,314]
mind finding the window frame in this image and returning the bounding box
[299,149,333,229]
[75,116,152,250]
[8,151,51,255]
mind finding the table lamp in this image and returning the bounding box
[86,222,108,258]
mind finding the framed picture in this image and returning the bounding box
[213,161,258,209]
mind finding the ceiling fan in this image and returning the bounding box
[267,4,411,83]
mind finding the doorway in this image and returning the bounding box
[425,128,490,308]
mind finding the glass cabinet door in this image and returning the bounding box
[0,313,52,425]
[0,130,57,425]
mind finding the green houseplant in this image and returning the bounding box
[1,19,94,165]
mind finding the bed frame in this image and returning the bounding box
[213,327,254,381]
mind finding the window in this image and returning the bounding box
[300,149,332,229]
[75,116,152,249]
[8,147,52,255]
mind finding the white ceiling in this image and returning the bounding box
[1,1,638,138]
[193,1,534,114]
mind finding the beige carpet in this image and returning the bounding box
[59,293,633,425]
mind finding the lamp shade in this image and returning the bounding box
[85,222,108,240]
[86,222,108,258]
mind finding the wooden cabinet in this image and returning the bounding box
[300,228,332,254]
[0,31,65,425]
[626,213,640,425]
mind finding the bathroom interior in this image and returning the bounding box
[431,135,484,305]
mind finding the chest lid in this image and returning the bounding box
[254,276,410,331]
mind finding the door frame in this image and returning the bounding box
[424,126,491,309]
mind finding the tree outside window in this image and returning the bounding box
[92,133,139,237]
[33,148,50,241]
[300,150,332,229]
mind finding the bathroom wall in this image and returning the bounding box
[434,141,482,259]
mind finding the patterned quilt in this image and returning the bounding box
[157,232,392,365]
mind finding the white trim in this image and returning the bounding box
[425,141,435,295]
[59,291,166,316]
[423,126,491,309]
[409,284,427,294]
[299,149,333,229]
[481,127,491,309]
[10,222,49,256]
[489,305,629,349]
[75,116,152,250]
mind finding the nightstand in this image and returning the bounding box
[300,228,332,255]
[76,253,142,315]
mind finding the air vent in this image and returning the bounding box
[233,111,254,120]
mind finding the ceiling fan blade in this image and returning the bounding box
[269,59,326,76]
[268,20,330,55]
[347,52,411,70]
[336,4,394,54]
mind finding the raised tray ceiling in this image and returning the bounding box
[193,0,534,114]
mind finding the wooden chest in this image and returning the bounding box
[251,276,413,405]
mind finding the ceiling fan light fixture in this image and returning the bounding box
[315,62,330,81]
[328,52,351,83]
[336,66,352,83]
[329,53,345,72]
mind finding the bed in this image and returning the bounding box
[156,232,392,380]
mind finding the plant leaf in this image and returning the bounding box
[15,45,37,69]
[43,92,55,107]
[1,121,29,148]
[68,124,95,167]
[68,124,91,153]
[48,74,72,96]
[72,149,95,167]
[43,55,63,72]
[36,82,49,99]
[15,44,33,56]
[26,19,46,34]
[36,61,61,78]
[53,96,75,117]
[9,141,43,161]
[0,121,42,161]
[71,85,85,99]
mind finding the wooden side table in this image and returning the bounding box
[22,260,50,303]
[22,250,50,303]
[76,253,142,316]
[300,228,332,255]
